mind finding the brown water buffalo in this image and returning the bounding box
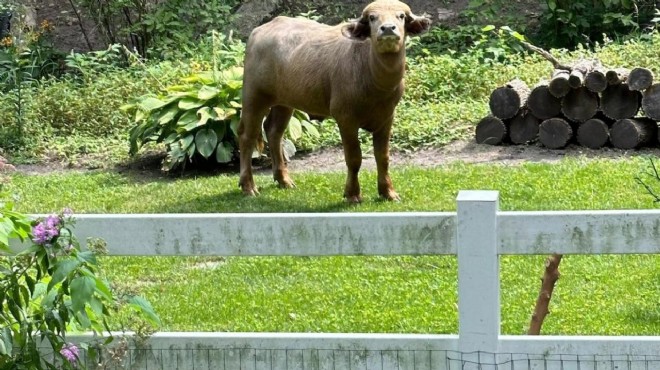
[238,0,431,203]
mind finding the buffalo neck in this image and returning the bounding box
[367,46,406,93]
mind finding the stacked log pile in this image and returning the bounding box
[475,62,660,150]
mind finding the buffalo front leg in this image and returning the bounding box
[238,105,269,196]
[263,105,296,189]
[373,127,399,201]
[339,125,362,203]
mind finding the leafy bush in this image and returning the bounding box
[535,0,659,48]
[0,190,160,368]
[74,0,240,59]
[126,65,319,171]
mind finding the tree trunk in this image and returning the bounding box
[528,85,562,120]
[585,69,608,93]
[601,83,641,120]
[475,116,507,145]
[610,118,658,149]
[509,109,540,144]
[489,79,530,119]
[561,87,599,122]
[628,67,654,91]
[549,70,570,98]
[577,118,610,149]
[642,83,660,120]
[528,254,563,335]
[539,118,573,149]
[606,68,629,86]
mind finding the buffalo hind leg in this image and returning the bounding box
[339,125,362,203]
[238,103,269,196]
[264,105,296,189]
[373,127,399,201]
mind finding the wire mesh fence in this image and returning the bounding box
[65,347,660,370]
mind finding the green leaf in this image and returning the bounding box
[230,117,240,138]
[215,142,234,163]
[128,296,161,327]
[70,276,96,313]
[195,129,218,159]
[302,120,320,138]
[138,97,168,112]
[198,85,220,101]
[282,139,297,161]
[197,107,213,127]
[548,0,556,11]
[178,98,204,110]
[158,105,180,125]
[180,134,194,151]
[176,110,198,130]
[288,116,303,141]
[214,107,238,120]
[481,25,496,32]
[49,259,81,291]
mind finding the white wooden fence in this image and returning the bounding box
[32,190,660,369]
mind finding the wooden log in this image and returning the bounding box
[610,118,658,149]
[585,69,608,93]
[528,84,562,120]
[628,67,654,91]
[577,118,610,149]
[489,79,530,119]
[475,116,507,145]
[606,68,629,85]
[561,87,599,122]
[509,109,540,144]
[641,83,660,120]
[568,59,599,88]
[601,83,641,120]
[539,118,573,149]
[549,69,571,98]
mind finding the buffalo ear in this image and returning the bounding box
[405,14,431,36]
[341,19,370,40]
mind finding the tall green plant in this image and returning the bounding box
[0,191,160,368]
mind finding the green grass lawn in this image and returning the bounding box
[6,157,660,335]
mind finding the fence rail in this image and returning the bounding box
[18,190,660,369]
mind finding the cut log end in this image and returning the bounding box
[489,79,530,119]
[509,110,540,144]
[528,85,562,120]
[540,118,573,149]
[561,87,599,122]
[606,68,630,85]
[601,84,641,120]
[610,118,658,150]
[628,67,654,91]
[476,116,507,145]
[642,84,660,120]
[577,119,609,149]
[549,70,571,98]
[585,70,607,93]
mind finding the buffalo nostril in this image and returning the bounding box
[380,24,397,32]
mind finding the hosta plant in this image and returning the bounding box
[125,66,319,171]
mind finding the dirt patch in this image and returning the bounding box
[286,140,660,173]
[12,140,660,177]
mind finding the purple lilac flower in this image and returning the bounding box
[31,215,61,245]
[60,343,79,364]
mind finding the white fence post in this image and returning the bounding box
[456,190,500,354]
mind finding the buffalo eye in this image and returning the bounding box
[369,14,376,22]
[398,13,405,19]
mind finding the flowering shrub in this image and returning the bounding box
[0,194,160,369]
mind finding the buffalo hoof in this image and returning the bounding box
[240,184,260,197]
[344,194,363,204]
[276,178,296,189]
[380,190,400,202]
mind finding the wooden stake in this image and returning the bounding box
[528,254,563,335]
